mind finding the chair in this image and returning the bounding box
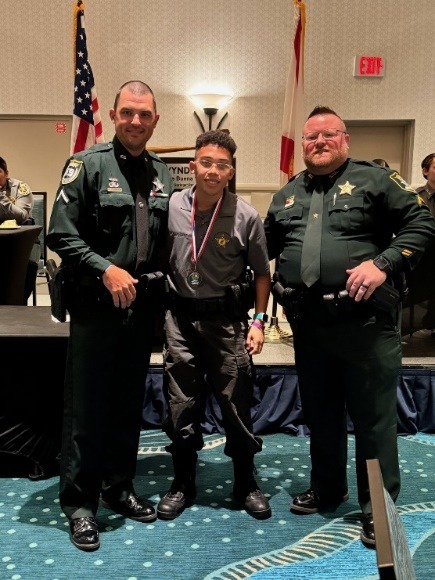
[0,225,42,305]
[28,192,48,305]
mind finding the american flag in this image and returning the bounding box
[70,0,104,154]
[279,0,306,187]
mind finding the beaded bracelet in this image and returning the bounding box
[250,319,265,331]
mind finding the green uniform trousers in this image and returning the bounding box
[290,306,402,515]
[59,302,154,519]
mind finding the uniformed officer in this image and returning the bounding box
[0,156,33,225]
[157,130,272,521]
[46,81,173,551]
[264,106,435,547]
[416,153,435,217]
[414,153,435,337]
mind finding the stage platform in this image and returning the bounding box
[150,321,435,368]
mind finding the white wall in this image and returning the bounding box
[2,0,433,193]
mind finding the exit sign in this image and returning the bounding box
[353,55,385,77]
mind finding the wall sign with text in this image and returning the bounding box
[353,55,385,77]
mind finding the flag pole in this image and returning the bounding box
[264,0,306,344]
[71,0,104,154]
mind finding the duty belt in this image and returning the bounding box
[169,293,227,317]
[271,274,399,323]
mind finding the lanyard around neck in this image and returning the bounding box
[190,192,223,267]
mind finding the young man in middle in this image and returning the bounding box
[158,130,271,520]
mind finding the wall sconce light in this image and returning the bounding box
[188,91,233,132]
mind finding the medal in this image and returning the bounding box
[187,270,203,287]
[187,191,223,289]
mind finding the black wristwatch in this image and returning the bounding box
[373,255,391,275]
[253,312,269,323]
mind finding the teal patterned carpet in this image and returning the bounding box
[1,432,435,580]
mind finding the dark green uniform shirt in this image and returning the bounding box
[264,159,435,289]
[47,138,173,286]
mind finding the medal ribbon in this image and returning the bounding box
[190,192,223,268]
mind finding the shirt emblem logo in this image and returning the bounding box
[151,176,168,196]
[215,232,231,248]
[107,177,122,192]
[108,177,120,188]
[338,181,356,196]
[285,196,295,208]
[62,159,83,184]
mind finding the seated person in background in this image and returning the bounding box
[372,158,390,168]
[416,153,435,337]
[0,155,39,302]
[416,153,435,218]
[0,156,34,225]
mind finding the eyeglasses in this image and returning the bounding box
[197,159,233,172]
[302,129,347,142]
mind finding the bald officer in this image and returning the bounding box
[47,80,173,551]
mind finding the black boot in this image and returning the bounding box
[233,457,271,519]
[157,451,197,520]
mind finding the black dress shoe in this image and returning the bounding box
[157,489,195,520]
[69,517,100,551]
[234,488,272,519]
[101,492,156,522]
[361,514,376,547]
[290,488,349,514]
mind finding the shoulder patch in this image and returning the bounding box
[62,159,83,184]
[389,171,415,192]
[18,182,31,195]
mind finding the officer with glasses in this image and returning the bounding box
[157,130,271,521]
[264,105,435,547]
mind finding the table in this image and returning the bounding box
[0,306,69,478]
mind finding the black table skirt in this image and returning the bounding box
[143,365,435,436]
[1,328,434,479]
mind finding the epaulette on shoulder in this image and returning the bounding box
[282,170,304,188]
[147,150,166,164]
[288,173,299,184]
[76,142,112,160]
[351,158,388,170]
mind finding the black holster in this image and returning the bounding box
[371,282,401,312]
[47,262,74,322]
[271,273,296,310]
[224,268,255,319]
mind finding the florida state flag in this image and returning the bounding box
[280,0,306,187]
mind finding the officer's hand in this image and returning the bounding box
[102,265,138,308]
[246,324,264,355]
[346,260,387,302]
